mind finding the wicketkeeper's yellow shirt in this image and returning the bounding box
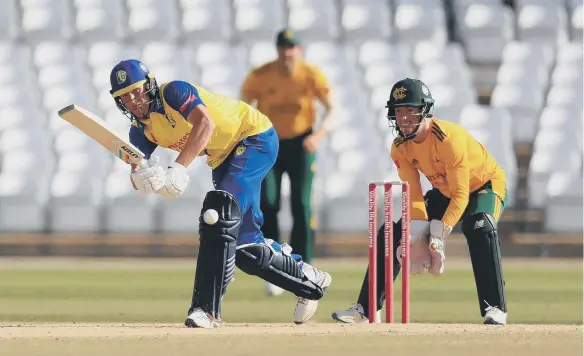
[391,119,506,228]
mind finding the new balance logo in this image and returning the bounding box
[474,220,485,229]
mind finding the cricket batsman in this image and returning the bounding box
[332,78,508,325]
[109,59,332,328]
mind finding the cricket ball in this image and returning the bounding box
[203,209,219,225]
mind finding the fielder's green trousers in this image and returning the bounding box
[260,130,316,263]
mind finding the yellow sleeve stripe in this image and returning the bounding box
[493,196,504,221]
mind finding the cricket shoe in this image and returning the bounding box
[331,303,380,324]
[184,307,220,328]
[483,305,507,325]
[293,263,332,324]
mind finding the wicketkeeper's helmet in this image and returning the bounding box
[386,78,435,139]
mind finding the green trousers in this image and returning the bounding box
[426,180,507,223]
[260,130,316,263]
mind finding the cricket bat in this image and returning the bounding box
[57,104,148,168]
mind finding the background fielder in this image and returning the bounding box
[109,59,332,328]
[241,29,334,297]
[332,78,509,325]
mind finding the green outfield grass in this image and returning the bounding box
[0,258,581,325]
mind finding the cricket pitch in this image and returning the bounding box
[0,323,581,356]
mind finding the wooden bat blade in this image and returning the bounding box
[57,104,145,166]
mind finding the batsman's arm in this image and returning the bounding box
[391,143,428,221]
[129,125,159,189]
[440,134,470,229]
[163,81,215,168]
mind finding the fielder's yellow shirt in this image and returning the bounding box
[391,119,506,227]
[241,60,330,139]
[129,81,273,169]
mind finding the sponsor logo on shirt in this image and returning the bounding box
[168,133,190,151]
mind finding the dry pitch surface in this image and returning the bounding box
[0,322,581,356]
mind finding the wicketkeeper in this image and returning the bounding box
[332,78,509,325]
[109,59,332,328]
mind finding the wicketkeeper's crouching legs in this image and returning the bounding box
[359,222,403,316]
[330,222,402,323]
[332,218,432,323]
[462,213,508,325]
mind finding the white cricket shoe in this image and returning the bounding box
[294,298,319,324]
[483,306,507,325]
[265,282,285,297]
[184,308,220,328]
[293,264,332,324]
[331,303,381,324]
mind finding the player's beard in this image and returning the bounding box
[400,124,416,136]
[126,97,152,121]
[399,122,422,136]
[134,101,151,120]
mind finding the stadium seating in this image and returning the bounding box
[453,1,515,65]
[0,0,581,234]
[180,0,232,42]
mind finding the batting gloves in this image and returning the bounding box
[157,161,190,200]
[130,156,165,194]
